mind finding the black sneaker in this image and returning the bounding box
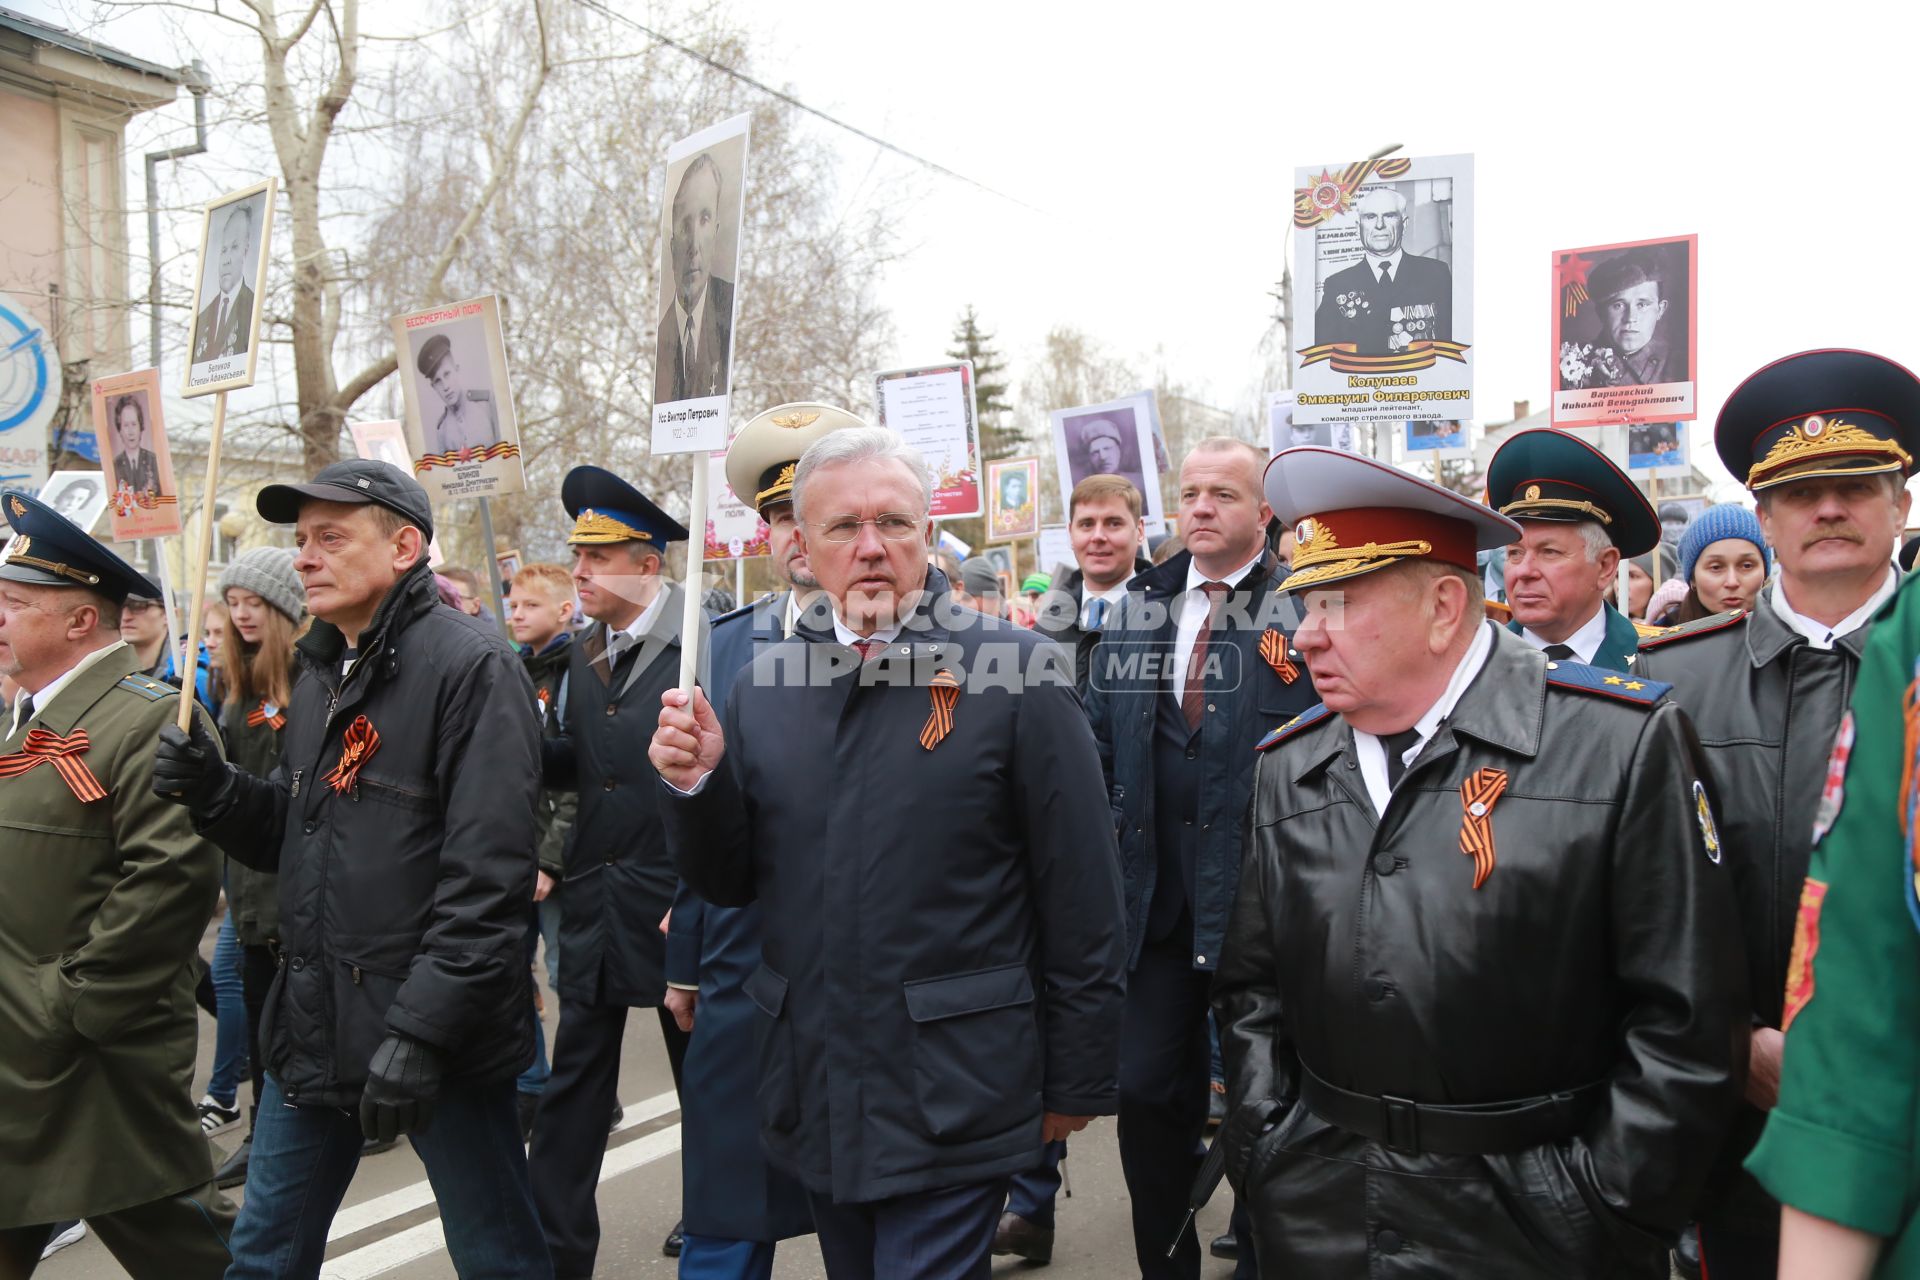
[662,1220,684,1257]
[1209,1231,1238,1260]
[214,1135,252,1189]
[197,1094,242,1135]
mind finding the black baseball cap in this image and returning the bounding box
[257,458,435,538]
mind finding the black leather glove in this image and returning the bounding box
[152,719,234,813]
[359,1033,445,1143]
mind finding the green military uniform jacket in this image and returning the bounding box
[0,644,223,1226]
[1507,602,1645,673]
[1747,573,1920,1273]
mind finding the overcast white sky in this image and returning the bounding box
[24,0,1917,494]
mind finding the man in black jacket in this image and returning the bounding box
[153,459,548,1280]
[1219,446,1747,1276]
[1635,348,1920,1277]
[651,427,1127,1280]
[1083,438,1317,1279]
[1030,472,1150,692]
[528,466,696,1278]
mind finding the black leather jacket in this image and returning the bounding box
[1216,624,1748,1276]
[1635,594,1874,1233]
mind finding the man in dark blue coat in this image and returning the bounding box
[1083,437,1319,1279]
[651,427,1127,1280]
[663,402,865,1279]
[528,467,698,1279]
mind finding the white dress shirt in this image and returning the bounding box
[1770,568,1897,650]
[1352,620,1496,816]
[602,584,672,666]
[8,640,129,738]
[1362,247,1406,285]
[674,288,708,370]
[1518,602,1608,664]
[1080,579,1131,631]
[1172,552,1263,706]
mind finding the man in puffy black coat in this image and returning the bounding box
[154,460,547,1280]
[652,428,1127,1280]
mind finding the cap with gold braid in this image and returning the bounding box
[1717,349,1920,492]
[1264,447,1520,595]
[560,466,688,547]
[724,402,871,514]
[1487,427,1660,557]
[0,488,159,602]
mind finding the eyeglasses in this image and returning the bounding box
[122,598,162,613]
[816,513,921,544]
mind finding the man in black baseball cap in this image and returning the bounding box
[152,457,552,1275]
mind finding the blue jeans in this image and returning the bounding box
[518,904,551,1096]
[226,1074,551,1280]
[205,913,247,1107]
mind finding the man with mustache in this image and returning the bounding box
[1637,349,1920,1278]
[1487,427,1664,672]
[661,402,862,1279]
[653,152,735,405]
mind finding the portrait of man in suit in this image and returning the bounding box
[109,393,164,498]
[653,151,736,406]
[1311,186,1453,357]
[192,201,258,365]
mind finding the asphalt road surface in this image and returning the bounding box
[42,926,1241,1279]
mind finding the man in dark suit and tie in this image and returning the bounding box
[654,152,735,405]
[193,204,256,365]
[1311,187,1451,357]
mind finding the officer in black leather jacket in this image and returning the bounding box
[1217,446,1748,1278]
[1635,348,1920,1277]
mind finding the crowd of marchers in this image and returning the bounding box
[4,348,1920,1280]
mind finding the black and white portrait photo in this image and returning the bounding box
[183,179,276,397]
[1049,394,1167,532]
[1552,234,1697,427]
[1292,153,1475,427]
[388,295,526,501]
[654,128,747,409]
[408,317,500,458]
[1312,186,1453,358]
[38,470,107,533]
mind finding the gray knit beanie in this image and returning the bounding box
[217,546,306,623]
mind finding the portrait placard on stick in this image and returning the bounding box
[389,296,525,501]
[1626,422,1692,478]
[1048,394,1166,535]
[652,114,751,455]
[874,362,982,519]
[1036,524,1073,579]
[986,456,1040,542]
[36,470,108,534]
[1269,389,1365,455]
[1552,234,1697,427]
[90,369,181,540]
[705,450,770,561]
[1399,420,1473,462]
[182,178,277,398]
[1292,153,1473,425]
[348,419,449,570]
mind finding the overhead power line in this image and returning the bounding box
[572,0,1039,212]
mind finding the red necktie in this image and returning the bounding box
[1182,581,1230,731]
[852,639,882,662]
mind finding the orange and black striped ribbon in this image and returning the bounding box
[919,670,961,750]
[1457,767,1510,890]
[324,715,380,794]
[246,700,286,730]
[1257,629,1300,684]
[0,728,107,802]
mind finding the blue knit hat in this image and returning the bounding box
[1680,504,1771,585]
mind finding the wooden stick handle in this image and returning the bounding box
[176,392,228,732]
[678,459,709,697]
